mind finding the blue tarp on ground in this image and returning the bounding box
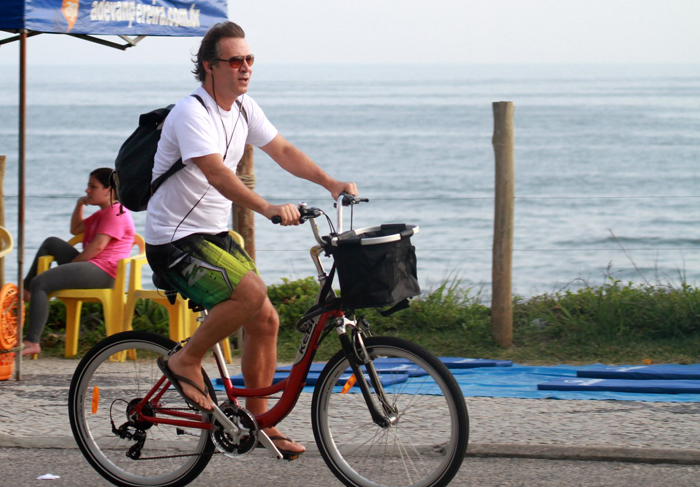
[277,362,427,378]
[576,364,700,381]
[0,0,227,36]
[276,358,512,379]
[405,365,700,402]
[214,371,409,390]
[438,357,513,368]
[539,377,700,394]
[215,360,700,402]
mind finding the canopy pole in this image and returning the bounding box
[68,34,144,51]
[14,30,26,380]
[0,31,40,46]
[1,33,143,50]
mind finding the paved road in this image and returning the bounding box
[2,447,700,487]
[3,355,700,487]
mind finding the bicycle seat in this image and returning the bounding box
[151,272,205,312]
[151,272,180,306]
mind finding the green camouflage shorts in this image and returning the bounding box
[158,232,258,310]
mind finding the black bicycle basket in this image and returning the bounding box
[326,223,420,310]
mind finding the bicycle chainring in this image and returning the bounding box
[212,401,258,457]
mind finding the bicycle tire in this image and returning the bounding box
[68,331,216,487]
[311,336,469,487]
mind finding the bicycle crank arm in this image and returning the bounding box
[256,430,284,460]
[210,404,283,460]
[209,405,243,438]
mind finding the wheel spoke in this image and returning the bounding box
[69,332,216,487]
[313,336,469,487]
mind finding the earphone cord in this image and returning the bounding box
[170,71,244,244]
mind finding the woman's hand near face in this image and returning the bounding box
[72,197,88,235]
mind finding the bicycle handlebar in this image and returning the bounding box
[335,192,369,207]
[270,192,367,227]
[335,192,367,233]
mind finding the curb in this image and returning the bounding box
[0,434,77,449]
[3,434,700,465]
[467,443,700,465]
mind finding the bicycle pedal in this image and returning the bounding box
[281,452,302,462]
[255,444,302,461]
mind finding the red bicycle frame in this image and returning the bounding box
[130,307,344,432]
[129,195,378,437]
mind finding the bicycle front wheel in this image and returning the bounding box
[311,336,469,487]
[68,331,216,487]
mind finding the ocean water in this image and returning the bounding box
[0,63,699,298]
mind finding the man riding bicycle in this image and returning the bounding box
[145,21,357,457]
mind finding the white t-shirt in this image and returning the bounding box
[145,87,277,244]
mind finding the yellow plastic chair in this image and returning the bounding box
[0,226,14,259]
[122,256,190,344]
[37,233,145,358]
[122,230,245,364]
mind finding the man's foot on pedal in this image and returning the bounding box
[157,352,214,411]
[259,428,305,460]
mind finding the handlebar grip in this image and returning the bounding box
[337,192,368,207]
[271,216,282,224]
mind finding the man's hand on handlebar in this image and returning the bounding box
[266,203,301,226]
[329,181,358,201]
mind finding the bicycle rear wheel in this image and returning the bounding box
[68,331,216,487]
[312,336,469,487]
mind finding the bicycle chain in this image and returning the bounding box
[130,451,220,461]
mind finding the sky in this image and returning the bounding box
[0,0,699,66]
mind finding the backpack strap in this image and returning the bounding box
[151,95,248,196]
[150,94,207,195]
[150,157,185,195]
[235,98,248,124]
[191,94,206,111]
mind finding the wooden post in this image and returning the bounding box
[15,31,27,380]
[233,144,256,261]
[0,155,5,287]
[491,102,515,348]
[232,144,255,351]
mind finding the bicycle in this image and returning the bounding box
[68,194,469,487]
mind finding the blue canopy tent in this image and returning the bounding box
[0,0,228,379]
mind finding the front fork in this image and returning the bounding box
[336,318,398,428]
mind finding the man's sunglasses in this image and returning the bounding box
[215,55,255,69]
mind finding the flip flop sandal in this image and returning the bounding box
[257,434,305,461]
[157,356,214,413]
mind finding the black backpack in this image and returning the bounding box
[111,95,247,212]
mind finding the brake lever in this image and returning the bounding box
[272,203,322,225]
[334,192,369,208]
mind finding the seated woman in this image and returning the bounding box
[22,167,135,357]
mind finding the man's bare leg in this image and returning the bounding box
[164,272,268,411]
[162,272,304,452]
[241,298,305,454]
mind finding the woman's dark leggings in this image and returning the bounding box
[23,237,114,344]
